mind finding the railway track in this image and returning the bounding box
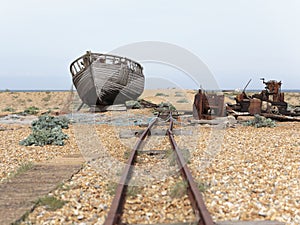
[104,112,214,225]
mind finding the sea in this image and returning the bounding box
[0,90,71,92]
[1,89,300,93]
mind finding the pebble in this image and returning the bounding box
[77,215,84,220]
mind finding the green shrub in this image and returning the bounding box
[125,100,142,109]
[244,114,276,128]
[155,92,169,97]
[23,106,39,115]
[158,102,176,111]
[176,98,189,103]
[2,107,15,112]
[32,115,69,129]
[20,115,70,146]
[175,92,184,97]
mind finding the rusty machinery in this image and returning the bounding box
[193,79,300,121]
[193,89,225,120]
[227,78,300,122]
[227,78,291,116]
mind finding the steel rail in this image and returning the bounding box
[167,116,214,225]
[104,118,158,225]
[104,113,214,225]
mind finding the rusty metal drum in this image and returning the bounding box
[249,98,262,115]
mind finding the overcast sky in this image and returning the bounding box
[0,0,299,90]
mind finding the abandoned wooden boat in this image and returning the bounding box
[70,51,144,108]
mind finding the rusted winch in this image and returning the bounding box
[193,89,225,120]
[230,78,288,115]
[226,78,300,121]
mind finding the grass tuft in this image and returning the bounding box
[170,181,187,198]
[197,181,209,193]
[36,196,66,211]
[166,148,190,166]
[11,162,34,178]
[126,186,141,197]
[106,182,118,196]
[123,150,132,159]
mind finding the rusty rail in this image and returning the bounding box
[104,118,158,225]
[167,116,214,225]
[104,114,214,225]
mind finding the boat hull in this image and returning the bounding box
[70,52,145,107]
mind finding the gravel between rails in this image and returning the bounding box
[121,122,196,224]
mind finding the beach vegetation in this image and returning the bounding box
[176,98,189,103]
[36,196,66,211]
[23,106,39,115]
[244,114,276,128]
[170,181,187,198]
[197,181,209,193]
[106,182,118,195]
[165,148,190,166]
[19,115,70,146]
[9,162,34,178]
[155,92,169,97]
[174,92,184,97]
[158,102,176,111]
[2,106,15,112]
[126,186,141,197]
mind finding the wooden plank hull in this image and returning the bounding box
[70,52,145,107]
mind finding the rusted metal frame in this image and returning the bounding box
[104,118,158,225]
[167,117,214,225]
